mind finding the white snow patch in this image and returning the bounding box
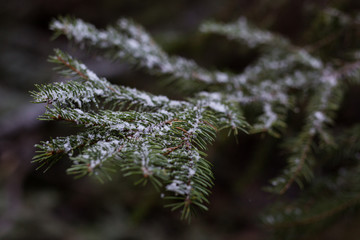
[90,159,101,169]
[93,88,104,95]
[188,168,196,177]
[314,111,326,122]
[127,39,140,49]
[138,92,155,107]
[208,101,226,113]
[215,72,229,83]
[166,180,191,195]
[264,104,277,128]
[86,69,99,81]
[63,138,72,153]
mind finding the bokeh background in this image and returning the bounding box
[1,0,360,239]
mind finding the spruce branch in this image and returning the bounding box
[31,11,360,226]
[200,17,289,49]
[200,18,323,70]
[266,68,344,194]
[50,16,327,135]
[32,49,250,219]
[47,16,344,196]
[50,17,230,86]
[263,124,360,233]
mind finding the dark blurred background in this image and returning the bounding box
[1,0,360,239]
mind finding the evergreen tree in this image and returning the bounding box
[32,6,360,236]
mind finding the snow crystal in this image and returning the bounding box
[215,72,229,83]
[321,74,337,87]
[199,92,222,101]
[137,125,145,131]
[166,180,190,195]
[195,72,212,83]
[51,21,64,30]
[98,32,107,40]
[160,62,174,72]
[90,159,101,169]
[298,50,323,69]
[86,69,99,81]
[140,144,152,176]
[188,168,196,177]
[152,95,169,103]
[311,111,328,134]
[208,101,226,113]
[138,92,155,107]
[263,104,277,128]
[158,109,172,117]
[168,100,183,108]
[235,75,247,85]
[145,55,160,68]
[127,39,140,49]
[93,88,104,95]
[63,138,72,153]
[267,60,288,70]
[162,125,171,132]
[74,108,84,114]
[133,132,141,138]
[110,123,126,130]
[72,20,92,42]
[314,111,326,122]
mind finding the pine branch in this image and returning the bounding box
[32,49,251,219]
[50,17,328,136]
[50,17,230,86]
[200,18,323,70]
[51,16,323,90]
[31,11,360,225]
[262,124,360,234]
[200,17,289,49]
[266,68,344,194]
[47,17,345,196]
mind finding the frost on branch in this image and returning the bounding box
[49,17,328,137]
[50,17,231,85]
[200,17,289,48]
[265,68,344,194]
[32,49,249,219]
[33,13,360,223]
